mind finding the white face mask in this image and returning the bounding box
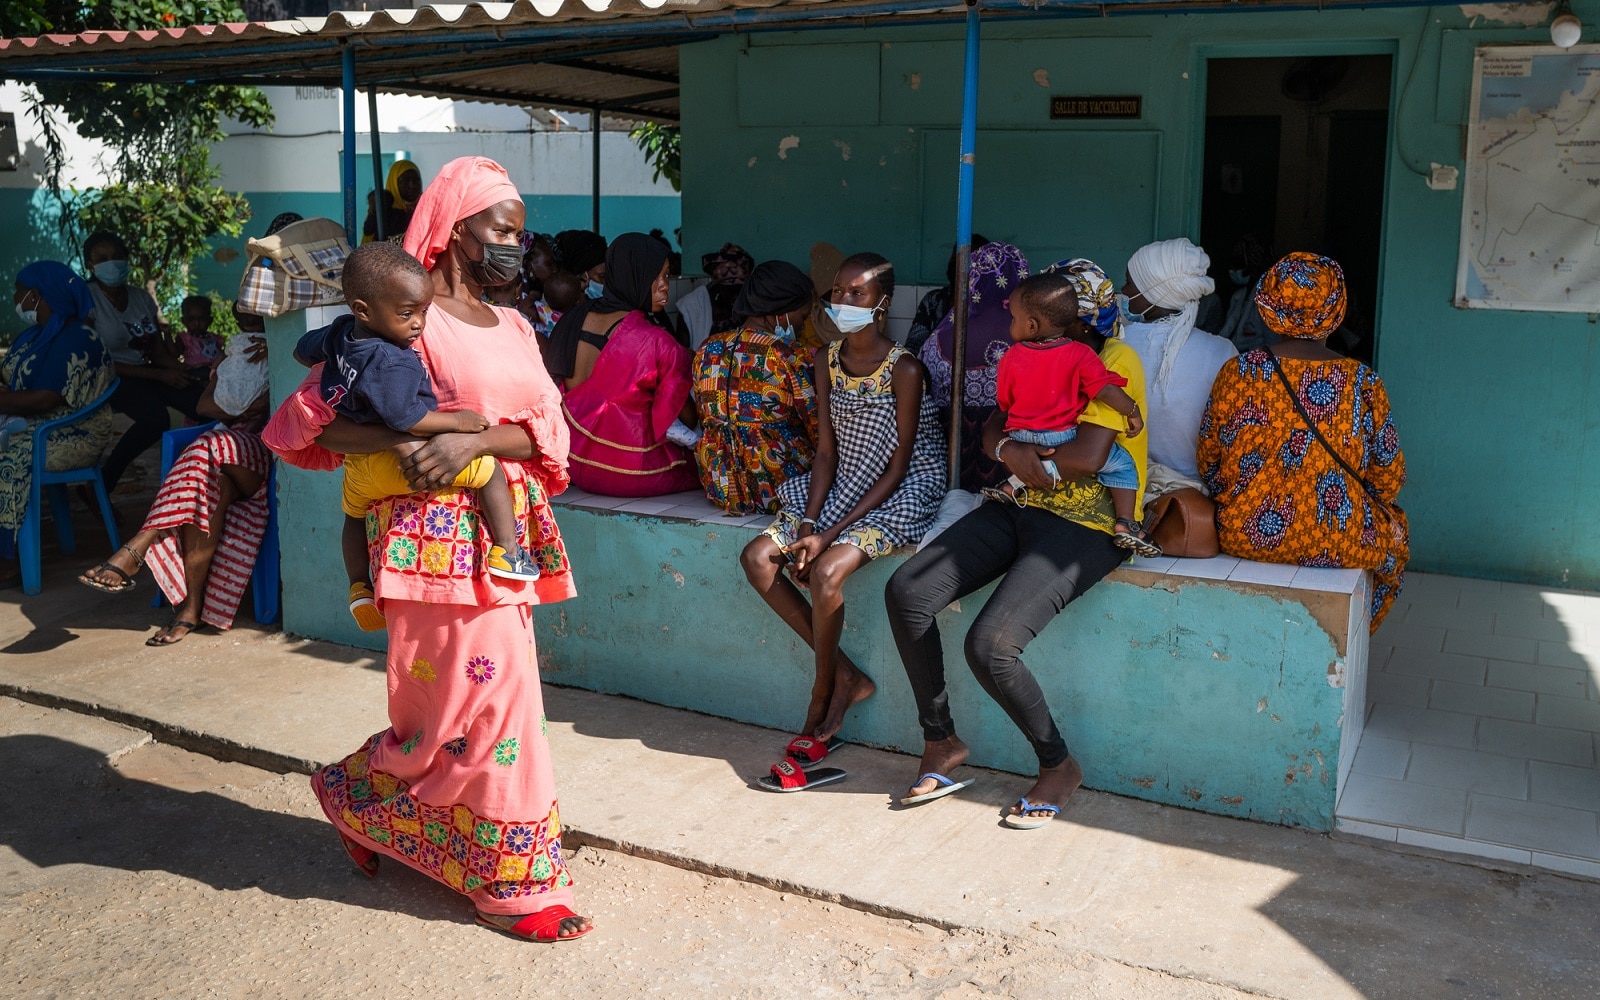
[826,298,883,334]
[93,260,131,287]
[15,291,38,327]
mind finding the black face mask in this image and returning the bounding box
[463,225,524,287]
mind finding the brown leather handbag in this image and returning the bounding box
[1146,487,1219,558]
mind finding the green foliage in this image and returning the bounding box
[18,0,275,311]
[629,122,681,193]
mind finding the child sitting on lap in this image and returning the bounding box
[294,241,539,632]
[997,272,1156,555]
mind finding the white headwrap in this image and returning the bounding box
[1126,238,1215,398]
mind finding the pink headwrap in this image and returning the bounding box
[402,156,522,271]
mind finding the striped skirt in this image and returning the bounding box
[143,427,272,629]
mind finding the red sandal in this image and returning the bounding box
[475,904,594,942]
[784,735,843,771]
[758,755,847,792]
[338,833,379,877]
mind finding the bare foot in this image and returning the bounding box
[906,735,970,798]
[813,661,874,742]
[1008,755,1084,819]
[799,687,831,738]
[476,908,593,940]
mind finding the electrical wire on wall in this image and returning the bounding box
[1392,5,1441,180]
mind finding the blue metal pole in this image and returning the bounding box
[341,45,358,245]
[947,0,980,487]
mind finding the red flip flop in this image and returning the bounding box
[475,904,594,942]
[758,755,847,792]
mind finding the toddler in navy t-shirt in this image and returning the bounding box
[295,241,539,633]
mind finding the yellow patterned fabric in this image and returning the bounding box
[992,338,1148,533]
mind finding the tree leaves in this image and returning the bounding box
[628,122,682,193]
[18,1,275,310]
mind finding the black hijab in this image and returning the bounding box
[733,260,813,318]
[545,232,670,380]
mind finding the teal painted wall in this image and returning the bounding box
[0,188,85,343]
[677,7,1600,589]
[533,507,1349,830]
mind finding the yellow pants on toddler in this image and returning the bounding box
[341,451,497,518]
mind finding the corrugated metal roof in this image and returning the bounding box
[0,0,1441,120]
[0,1,969,121]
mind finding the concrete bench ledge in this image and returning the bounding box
[553,487,1368,598]
[539,490,1373,832]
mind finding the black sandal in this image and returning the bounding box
[79,545,142,594]
[146,618,199,647]
[1112,518,1163,558]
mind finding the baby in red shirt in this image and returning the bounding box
[996,272,1154,554]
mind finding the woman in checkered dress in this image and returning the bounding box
[741,252,945,762]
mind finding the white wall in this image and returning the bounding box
[213,86,677,198]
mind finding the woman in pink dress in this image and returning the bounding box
[545,233,699,497]
[264,156,591,942]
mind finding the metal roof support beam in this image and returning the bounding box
[948,0,980,487]
[598,87,680,109]
[369,87,385,242]
[342,45,358,245]
[592,106,602,235]
[546,58,678,85]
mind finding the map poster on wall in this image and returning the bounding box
[1456,44,1600,312]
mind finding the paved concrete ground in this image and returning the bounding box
[1,698,1258,1000]
[4,555,1600,998]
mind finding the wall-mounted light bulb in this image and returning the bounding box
[1552,3,1583,48]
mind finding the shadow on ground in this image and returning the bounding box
[0,734,463,924]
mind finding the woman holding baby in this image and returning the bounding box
[264,156,592,942]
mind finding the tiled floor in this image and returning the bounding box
[1337,572,1600,878]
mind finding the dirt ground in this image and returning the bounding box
[0,699,1252,1000]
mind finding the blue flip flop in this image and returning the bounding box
[898,771,975,806]
[1003,797,1062,829]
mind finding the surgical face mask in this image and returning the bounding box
[15,296,38,328]
[464,226,524,287]
[826,298,883,334]
[1228,269,1249,285]
[1115,293,1149,327]
[774,314,796,341]
[586,280,605,300]
[93,259,131,287]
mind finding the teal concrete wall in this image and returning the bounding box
[0,188,85,343]
[677,7,1600,589]
[534,507,1350,830]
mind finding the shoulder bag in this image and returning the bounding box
[237,217,350,318]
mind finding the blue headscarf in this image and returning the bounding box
[1043,258,1121,340]
[14,260,97,357]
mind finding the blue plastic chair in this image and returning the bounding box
[18,377,122,596]
[149,422,281,625]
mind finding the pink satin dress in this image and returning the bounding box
[562,311,699,497]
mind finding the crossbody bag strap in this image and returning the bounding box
[1265,348,1380,501]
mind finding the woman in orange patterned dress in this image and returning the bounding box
[1197,252,1407,631]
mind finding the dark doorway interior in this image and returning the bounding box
[1200,55,1393,364]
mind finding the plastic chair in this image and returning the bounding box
[18,378,122,596]
[149,422,281,625]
